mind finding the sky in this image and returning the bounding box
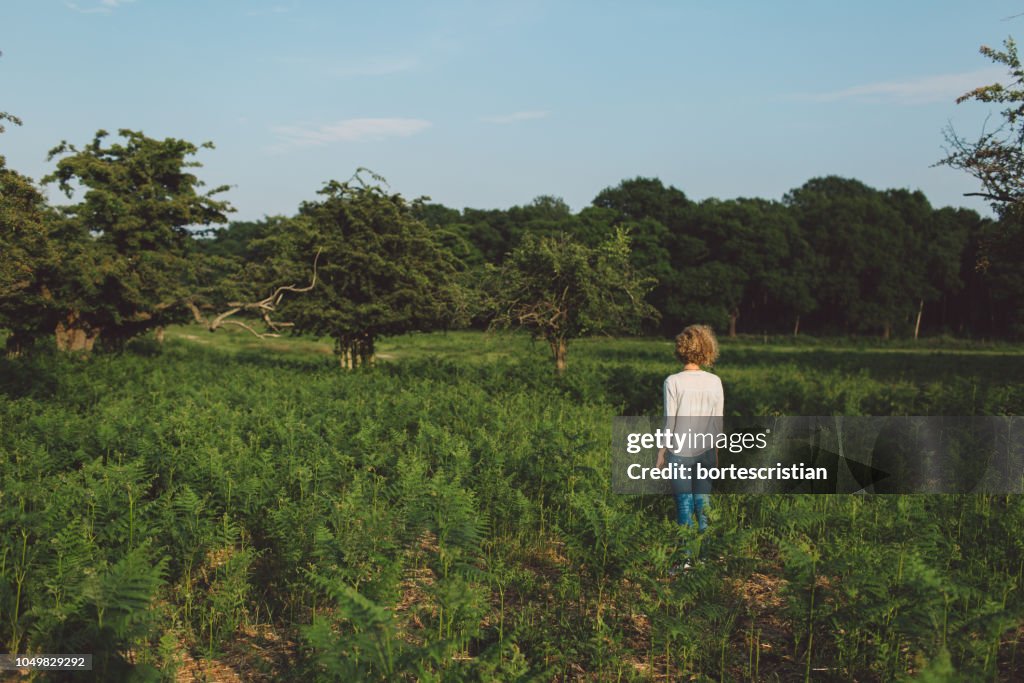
[1,0,1022,221]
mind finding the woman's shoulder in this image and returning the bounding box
[666,370,721,386]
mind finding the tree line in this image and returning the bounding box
[144,159,1024,345]
[412,176,1020,341]
[2,126,1023,373]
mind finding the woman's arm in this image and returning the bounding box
[714,378,724,466]
[658,377,675,468]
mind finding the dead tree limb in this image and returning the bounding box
[189,248,321,337]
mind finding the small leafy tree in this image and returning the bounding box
[269,170,467,367]
[939,36,1024,322]
[486,229,657,373]
[939,37,1024,219]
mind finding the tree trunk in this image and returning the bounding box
[728,309,738,338]
[913,299,924,340]
[793,314,801,337]
[5,331,29,358]
[359,333,375,367]
[336,333,375,369]
[54,312,100,352]
[881,321,891,341]
[551,338,567,374]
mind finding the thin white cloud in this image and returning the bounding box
[66,0,134,13]
[270,118,432,149]
[800,67,1010,105]
[482,110,549,124]
[331,56,419,78]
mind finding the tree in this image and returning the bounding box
[0,158,58,355]
[784,177,913,338]
[196,217,280,260]
[684,198,796,337]
[268,171,467,368]
[773,208,819,336]
[0,165,44,295]
[485,229,657,373]
[938,37,1024,339]
[41,129,234,350]
[591,177,694,333]
[884,190,967,339]
[939,37,1024,220]
[0,84,59,355]
[973,213,1024,337]
[445,195,578,267]
[592,177,691,228]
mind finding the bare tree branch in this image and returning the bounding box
[190,247,321,337]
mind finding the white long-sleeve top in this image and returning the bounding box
[663,370,724,457]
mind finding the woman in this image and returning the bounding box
[656,324,723,543]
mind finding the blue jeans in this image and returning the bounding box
[667,449,715,531]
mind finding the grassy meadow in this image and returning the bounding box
[1,328,1023,681]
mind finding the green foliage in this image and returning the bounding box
[303,577,446,681]
[485,229,658,371]
[776,178,972,338]
[591,177,692,333]
[39,128,233,349]
[0,111,21,134]
[973,214,1024,337]
[0,160,57,352]
[940,37,1024,218]
[1,331,1021,679]
[265,170,467,366]
[592,176,691,227]
[4,154,1021,344]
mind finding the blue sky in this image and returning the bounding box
[1,0,1021,220]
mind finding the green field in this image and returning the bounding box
[1,330,1023,681]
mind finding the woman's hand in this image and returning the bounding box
[656,447,667,469]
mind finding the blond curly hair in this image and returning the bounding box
[674,324,719,367]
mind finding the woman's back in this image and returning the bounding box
[663,369,723,457]
[664,369,723,417]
